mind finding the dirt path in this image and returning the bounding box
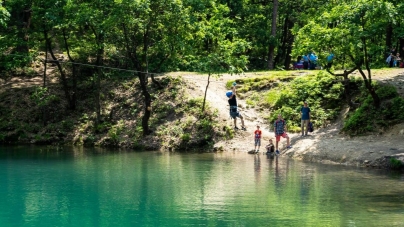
[181,69,404,168]
[183,73,275,153]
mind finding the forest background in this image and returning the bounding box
[1,0,404,153]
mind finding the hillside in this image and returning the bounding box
[182,69,404,168]
[1,68,404,169]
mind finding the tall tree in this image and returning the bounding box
[267,0,278,69]
[110,0,193,135]
[186,2,249,112]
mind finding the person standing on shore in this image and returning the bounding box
[254,125,262,153]
[300,101,311,136]
[274,114,292,154]
[226,82,246,130]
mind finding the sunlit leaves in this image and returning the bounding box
[293,0,398,67]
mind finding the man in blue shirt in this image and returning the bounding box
[227,82,246,130]
[300,101,311,136]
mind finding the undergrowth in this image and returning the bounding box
[343,83,404,135]
[0,76,225,151]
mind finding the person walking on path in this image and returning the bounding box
[274,114,292,154]
[300,101,311,136]
[254,125,262,153]
[226,82,246,130]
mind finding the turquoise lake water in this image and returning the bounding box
[0,146,403,227]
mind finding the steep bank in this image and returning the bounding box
[1,68,404,169]
[183,69,404,169]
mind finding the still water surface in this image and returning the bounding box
[0,146,403,227]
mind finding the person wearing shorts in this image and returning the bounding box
[227,82,246,130]
[274,114,292,154]
[254,125,262,153]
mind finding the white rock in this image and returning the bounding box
[399,129,404,135]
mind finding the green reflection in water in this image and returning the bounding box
[0,146,403,226]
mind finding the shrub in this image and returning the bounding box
[343,84,404,135]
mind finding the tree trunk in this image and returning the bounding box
[139,72,152,136]
[267,0,278,69]
[140,25,152,136]
[284,18,294,70]
[399,37,404,57]
[202,72,211,113]
[358,68,380,108]
[95,38,104,125]
[15,7,31,53]
[342,73,352,106]
[44,29,73,110]
[274,16,288,68]
[385,23,393,51]
[326,67,357,107]
[42,39,48,126]
[360,37,380,108]
[63,29,76,110]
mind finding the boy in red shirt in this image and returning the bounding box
[254,125,262,153]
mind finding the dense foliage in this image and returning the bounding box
[1,0,403,72]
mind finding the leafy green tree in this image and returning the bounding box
[293,0,397,108]
[184,1,249,112]
[109,0,194,135]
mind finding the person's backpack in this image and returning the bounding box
[308,122,314,133]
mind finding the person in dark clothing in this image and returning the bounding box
[300,101,311,136]
[302,54,309,69]
[227,82,246,130]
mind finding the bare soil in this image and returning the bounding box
[181,69,404,168]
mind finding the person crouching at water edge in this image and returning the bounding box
[274,114,292,154]
[265,139,275,154]
[226,82,246,130]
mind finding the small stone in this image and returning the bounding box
[369,151,374,153]
[364,160,370,164]
[379,151,384,153]
[399,129,404,135]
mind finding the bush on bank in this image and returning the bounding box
[343,83,404,135]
